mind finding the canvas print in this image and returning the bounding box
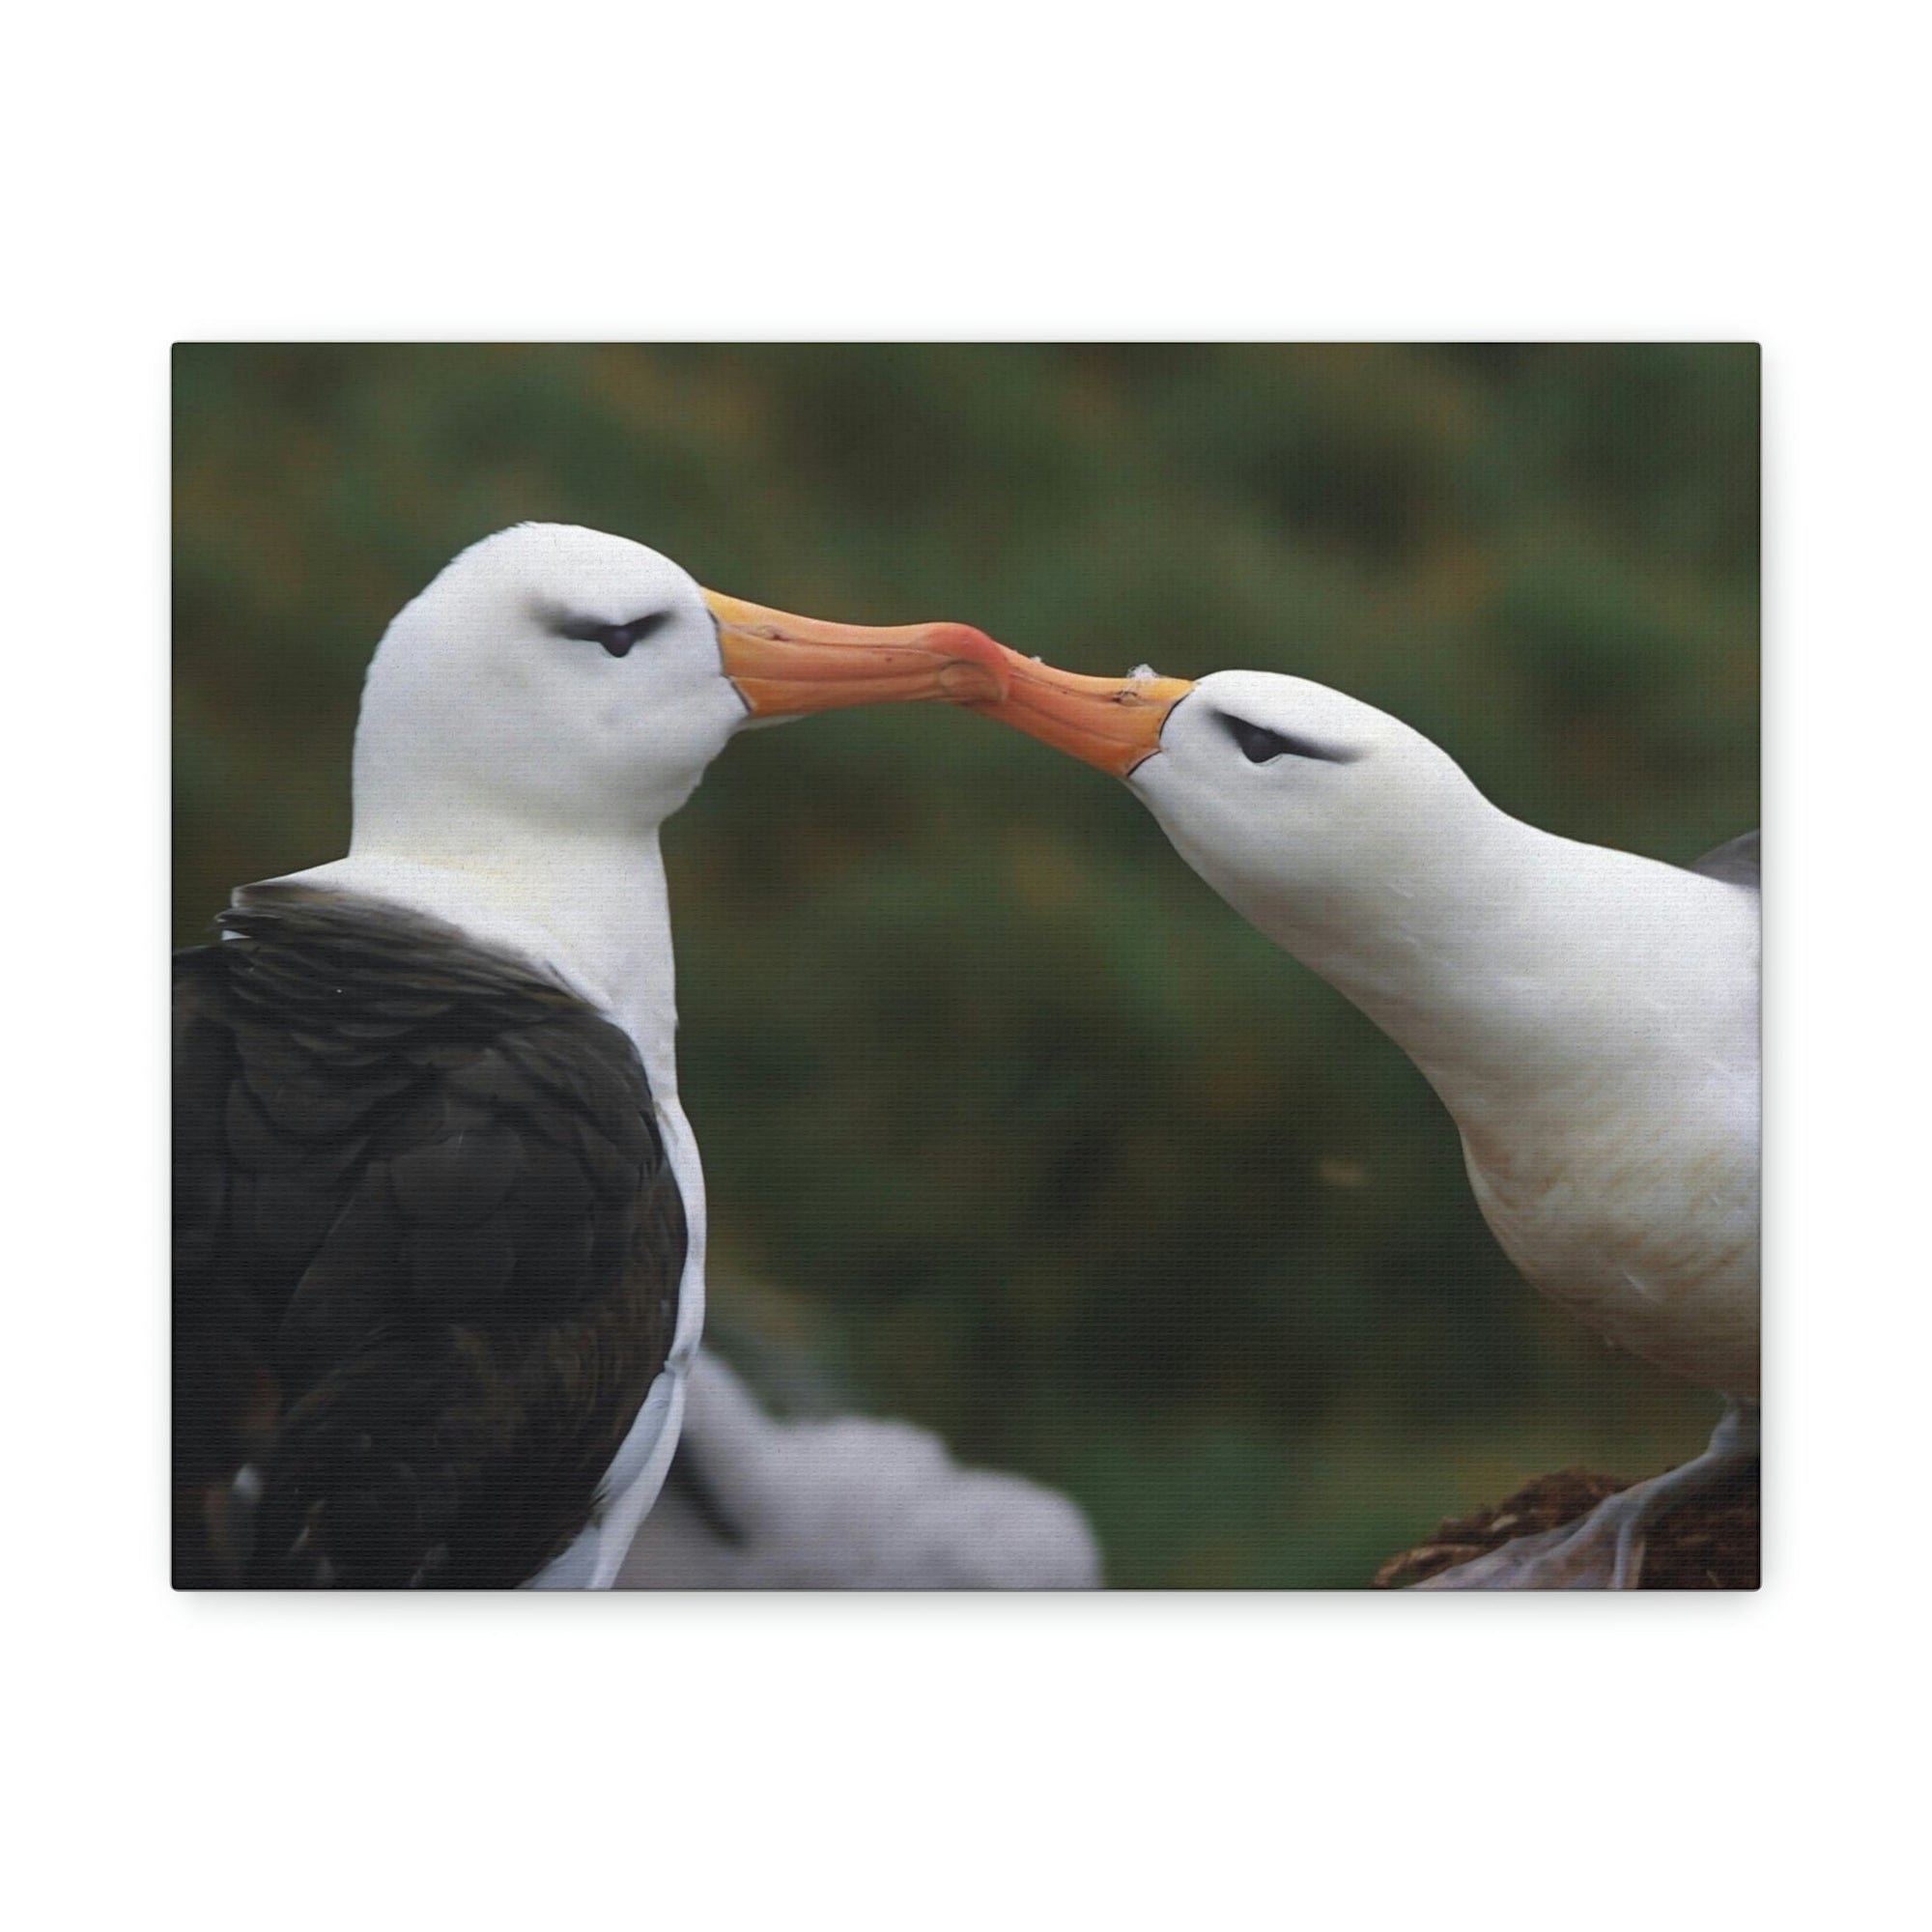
[173,344,1760,1589]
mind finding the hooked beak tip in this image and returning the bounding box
[922,623,1009,703]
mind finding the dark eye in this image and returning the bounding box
[554,611,671,659]
[1219,714,1356,765]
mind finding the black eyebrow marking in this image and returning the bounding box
[1218,713,1359,765]
[552,611,672,659]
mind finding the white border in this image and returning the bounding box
[9,5,1924,1924]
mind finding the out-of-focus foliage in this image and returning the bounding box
[174,344,1758,1586]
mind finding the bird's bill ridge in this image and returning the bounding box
[703,590,1009,716]
[969,647,1196,777]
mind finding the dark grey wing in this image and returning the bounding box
[173,895,686,1589]
[1690,830,1760,890]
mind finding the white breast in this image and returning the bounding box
[1460,1062,1759,1395]
[1434,863,1761,1396]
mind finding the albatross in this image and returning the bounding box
[972,655,1758,1588]
[173,523,1007,1588]
[615,1352,1102,1589]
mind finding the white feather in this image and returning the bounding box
[616,1353,1102,1589]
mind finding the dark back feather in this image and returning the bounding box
[1690,830,1760,891]
[174,885,686,1587]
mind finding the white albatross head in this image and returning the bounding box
[350,523,1009,859]
[971,652,1507,958]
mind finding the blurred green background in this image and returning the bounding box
[173,344,1758,1587]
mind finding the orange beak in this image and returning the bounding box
[971,645,1197,778]
[703,589,1010,717]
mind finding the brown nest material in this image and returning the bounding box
[1374,1463,1760,1590]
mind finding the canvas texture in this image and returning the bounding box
[173,344,1760,1589]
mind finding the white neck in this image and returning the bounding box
[1176,810,1757,1131]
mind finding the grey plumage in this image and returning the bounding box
[1690,829,1760,890]
[618,1353,1103,1589]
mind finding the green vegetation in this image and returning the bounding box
[174,344,1758,1586]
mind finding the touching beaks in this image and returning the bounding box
[969,645,1196,778]
[703,590,1010,717]
[703,589,1194,772]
